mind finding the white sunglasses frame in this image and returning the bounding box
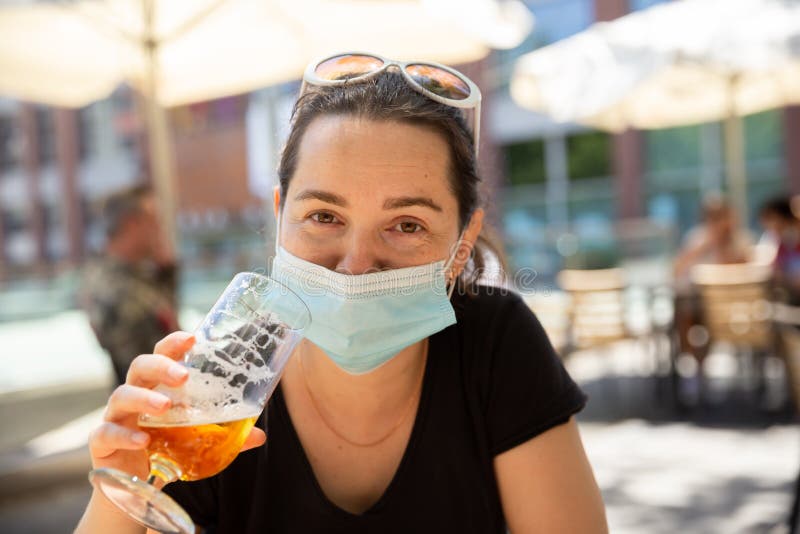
[301,52,482,157]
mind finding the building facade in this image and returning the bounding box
[492,0,800,278]
[0,60,500,284]
[2,0,798,285]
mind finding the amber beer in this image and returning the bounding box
[138,415,259,481]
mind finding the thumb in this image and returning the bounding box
[241,427,267,452]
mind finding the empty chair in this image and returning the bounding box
[690,263,774,351]
[557,268,628,354]
[690,262,777,404]
[522,291,570,356]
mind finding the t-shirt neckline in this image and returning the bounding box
[272,333,440,518]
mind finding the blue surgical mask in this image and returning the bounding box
[270,223,459,375]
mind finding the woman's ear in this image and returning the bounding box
[273,185,281,219]
[450,208,484,281]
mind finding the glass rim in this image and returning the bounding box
[232,271,311,332]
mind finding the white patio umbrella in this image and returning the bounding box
[510,0,800,223]
[0,0,533,244]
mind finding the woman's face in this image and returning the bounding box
[275,116,481,275]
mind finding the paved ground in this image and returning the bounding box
[583,421,797,533]
[0,336,798,533]
[572,340,799,534]
[0,481,92,534]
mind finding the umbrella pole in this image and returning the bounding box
[723,113,748,228]
[723,74,748,228]
[142,59,177,252]
[142,0,178,252]
[544,134,569,229]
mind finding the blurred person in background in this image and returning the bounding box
[757,196,800,534]
[757,195,800,304]
[672,196,754,385]
[80,183,179,386]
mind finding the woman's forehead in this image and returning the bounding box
[289,116,456,207]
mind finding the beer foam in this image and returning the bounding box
[141,302,290,426]
[142,364,275,426]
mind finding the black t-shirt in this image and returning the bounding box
[164,287,587,533]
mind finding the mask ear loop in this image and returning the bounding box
[443,229,467,299]
[274,210,282,256]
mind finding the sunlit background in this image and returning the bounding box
[0,0,798,532]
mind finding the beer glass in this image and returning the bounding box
[89,273,310,533]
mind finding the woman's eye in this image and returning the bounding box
[311,212,337,224]
[395,221,423,234]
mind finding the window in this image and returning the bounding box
[645,124,703,174]
[505,140,546,185]
[35,107,56,163]
[110,86,142,152]
[0,114,20,168]
[78,106,94,160]
[567,131,611,179]
[744,110,782,162]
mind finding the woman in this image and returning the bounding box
[77,53,607,533]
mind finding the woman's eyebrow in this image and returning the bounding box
[384,196,443,212]
[294,189,349,207]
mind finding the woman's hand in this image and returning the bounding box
[78,332,267,534]
[88,332,194,479]
[88,331,268,480]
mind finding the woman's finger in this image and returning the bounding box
[126,353,189,389]
[104,384,172,422]
[240,427,267,452]
[153,331,195,360]
[89,422,150,459]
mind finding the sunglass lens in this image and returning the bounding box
[315,54,384,81]
[405,65,471,100]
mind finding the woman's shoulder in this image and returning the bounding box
[452,284,528,319]
[449,284,552,364]
[451,285,544,339]
[448,285,586,455]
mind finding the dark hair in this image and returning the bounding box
[759,195,795,222]
[277,71,505,290]
[103,183,152,238]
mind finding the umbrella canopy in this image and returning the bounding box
[509,0,800,223]
[0,0,533,108]
[0,0,533,246]
[510,0,800,132]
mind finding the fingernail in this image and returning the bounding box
[133,432,149,445]
[181,333,195,344]
[168,365,188,381]
[149,396,169,410]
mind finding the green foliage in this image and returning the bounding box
[567,131,611,180]
[505,140,546,186]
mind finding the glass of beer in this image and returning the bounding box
[88,272,310,534]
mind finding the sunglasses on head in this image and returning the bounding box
[302,52,482,156]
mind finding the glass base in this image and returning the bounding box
[89,467,193,534]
